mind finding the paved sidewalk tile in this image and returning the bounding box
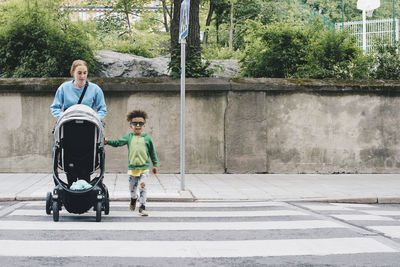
[0,173,399,203]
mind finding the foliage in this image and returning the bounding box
[240,21,310,78]
[303,0,400,23]
[295,26,371,79]
[371,40,400,80]
[169,0,212,78]
[168,45,214,78]
[88,0,147,39]
[95,12,126,35]
[202,44,242,60]
[109,32,170,58]
[240,20,371,79]
[0,0,95,78]
[92,1,169,58]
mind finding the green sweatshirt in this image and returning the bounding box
[107,133,158,170]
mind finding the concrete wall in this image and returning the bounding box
[1,77,400,174]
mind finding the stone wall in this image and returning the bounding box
[1,77,400,173]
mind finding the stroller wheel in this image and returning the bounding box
[96,201,102,222]
[52,201,59,222]
[104,196,110,215]
[46,192,52,215]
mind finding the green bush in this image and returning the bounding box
[240,21,310,78]
[112,39,155,58]
[202,45,243,60]
[0,0,96,78]
[371,40,400,80]
[295,27,371,79]
[168,45,214,78]
[240,20,371,79]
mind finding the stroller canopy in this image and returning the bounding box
[54,104,104,144]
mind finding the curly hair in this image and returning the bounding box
[126,109,148,122]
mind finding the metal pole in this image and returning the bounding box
[180,39,186,191]
[362,9,367,52]
[393,0,396,42]
[342,0,345,29]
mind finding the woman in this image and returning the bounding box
[50,59,107,120]
[50,60,107,186]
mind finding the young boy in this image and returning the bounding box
[105,109,158,216]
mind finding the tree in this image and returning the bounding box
[228,0,234,50]
[169,0,212,77]
[212,0,230,45]
[0,0,95,77]
[161,0,172,32]
[203,0,215,47]
[88,0,147,40]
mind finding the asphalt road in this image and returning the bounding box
[0,200,400,266]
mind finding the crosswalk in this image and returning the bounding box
[296,202,400,241]
[0,201,399,264]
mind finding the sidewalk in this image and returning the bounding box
[0,173,399,203]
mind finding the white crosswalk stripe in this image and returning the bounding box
[331,214,395,221]
[8,209,307,217]
[296,202,400,241]
[368,226,400,238]
[0,238,395,258]
[24,201,288,208]
[0,220,346,231]
[0,200,398,262]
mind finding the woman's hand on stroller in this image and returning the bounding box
[152,167,158,174]
[104,138,108,145]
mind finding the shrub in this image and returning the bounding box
[240,21,310,78]
[295,27,371,79]
[0,0,96,77]
[240,20,371,79]
[202,45,243,60]
[371,40,400,80]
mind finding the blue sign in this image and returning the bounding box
[179,0,190,43]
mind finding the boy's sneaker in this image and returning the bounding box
[130,198,137,211]
[139,205,148,216]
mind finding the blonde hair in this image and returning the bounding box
[70,60,88,76]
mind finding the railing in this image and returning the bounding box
[335,18,399,53]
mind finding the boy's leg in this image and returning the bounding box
[128,175,139,210]
[138,172,149,216]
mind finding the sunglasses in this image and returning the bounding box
[131,121,145,126]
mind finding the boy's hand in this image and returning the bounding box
[152,167,158,174]
[104,138,108,145]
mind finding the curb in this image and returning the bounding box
[297,197,400,204]
[1,191,196,202]
[2,195,400,204]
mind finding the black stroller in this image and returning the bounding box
[46,104,109,222]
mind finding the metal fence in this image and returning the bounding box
[335,18,399,53]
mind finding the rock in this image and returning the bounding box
[94,50,170,78]
[208,59,240,78]
[94,50,240,78]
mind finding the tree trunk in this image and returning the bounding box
[123,3,133,42]
[170,0,181,75]
[170,0,203,77]
[187,0,200,59]
[216,20,219,44]
[203,0,215,47]
[161,0,170,32]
